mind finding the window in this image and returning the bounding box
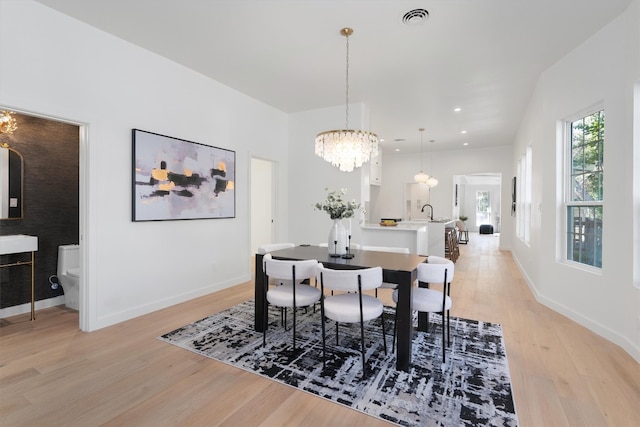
[565,109,604,268]
[516,146,532,245]
[475,191,490,227]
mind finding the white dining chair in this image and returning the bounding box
[316,264,387,379]
[262,253,321,350]
[392,255,454,363]
[257,243,296,287]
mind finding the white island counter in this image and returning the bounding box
[361,220,455,257]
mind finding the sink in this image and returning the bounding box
[0,235,38,255]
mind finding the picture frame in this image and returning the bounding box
[511,176,516,216]
[455,183,458,207]
[132,129,235,221]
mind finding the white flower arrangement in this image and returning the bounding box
[314,188,360,220]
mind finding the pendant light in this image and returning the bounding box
[414,128,430,183]
[315,27,378,172]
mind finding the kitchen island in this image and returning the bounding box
[361,219,454,257]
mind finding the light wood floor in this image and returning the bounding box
[1,235,639,426]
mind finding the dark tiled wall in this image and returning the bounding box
[0,113,79,309]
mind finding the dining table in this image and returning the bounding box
[254,245,427,372]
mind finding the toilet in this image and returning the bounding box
[57,244,80,310]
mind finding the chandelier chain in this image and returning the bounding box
[345,32,350,130]
[420,128,424,171]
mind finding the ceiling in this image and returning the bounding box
[34,0,631,154]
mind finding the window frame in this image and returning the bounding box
[562,107,604,271]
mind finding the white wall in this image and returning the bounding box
[0,0,289,330]
[287,103,369,247]
[377,146,514,249]
[511,0,640,361]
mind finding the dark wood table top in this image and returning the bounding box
[268,245,426,275]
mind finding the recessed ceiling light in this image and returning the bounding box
[379,138,385,142]
[454,107,462,112]
[395,148,400,152]
[463,142,469,146]
[461,130,467,134]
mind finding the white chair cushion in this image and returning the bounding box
[417,258,455,283]
[267,283,321,308]
[323,293,383,323]
[392,288,452,313]
[316,265,383,292]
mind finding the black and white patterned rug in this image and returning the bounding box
[159,300,518,426]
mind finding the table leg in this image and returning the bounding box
[31,251,35,321]
[254,254,266,332]
[395,270,414,371]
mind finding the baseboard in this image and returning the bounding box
[90,273,251,331]
[511,251,640,364]
[0,296,66,319]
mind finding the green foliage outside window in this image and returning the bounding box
[571,111,604,206]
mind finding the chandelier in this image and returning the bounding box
[414,128,438,187]
[315,28,378,173]
[0,111,18,135]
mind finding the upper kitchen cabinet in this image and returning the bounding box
[370,154,382,186]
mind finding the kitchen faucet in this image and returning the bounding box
[420,203,434,220]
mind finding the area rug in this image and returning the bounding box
[159,300,518,426]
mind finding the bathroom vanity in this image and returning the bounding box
[0,235,38,320]
[361,219,454,257]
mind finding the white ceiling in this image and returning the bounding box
[34,0,631,154]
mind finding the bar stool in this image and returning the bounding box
[456,220,469,244]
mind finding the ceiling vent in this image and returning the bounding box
[402,8,429,26]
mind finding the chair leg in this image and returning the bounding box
[292,304,297,350]
[448,310,452,346]
[320,301,327,369]
[263,283,268,347]
[360,318,367,379]
[392,309,397,351]
[335,322,339,346]
[263,321,267,347]
[380,312,387,355]
[441,312,446,363]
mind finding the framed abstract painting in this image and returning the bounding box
[132,129,235,221]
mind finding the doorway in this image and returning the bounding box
[0,109,84,325]
[453,173,502,233]
[250,157,276,254]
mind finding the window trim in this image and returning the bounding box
[561,105,604,270]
